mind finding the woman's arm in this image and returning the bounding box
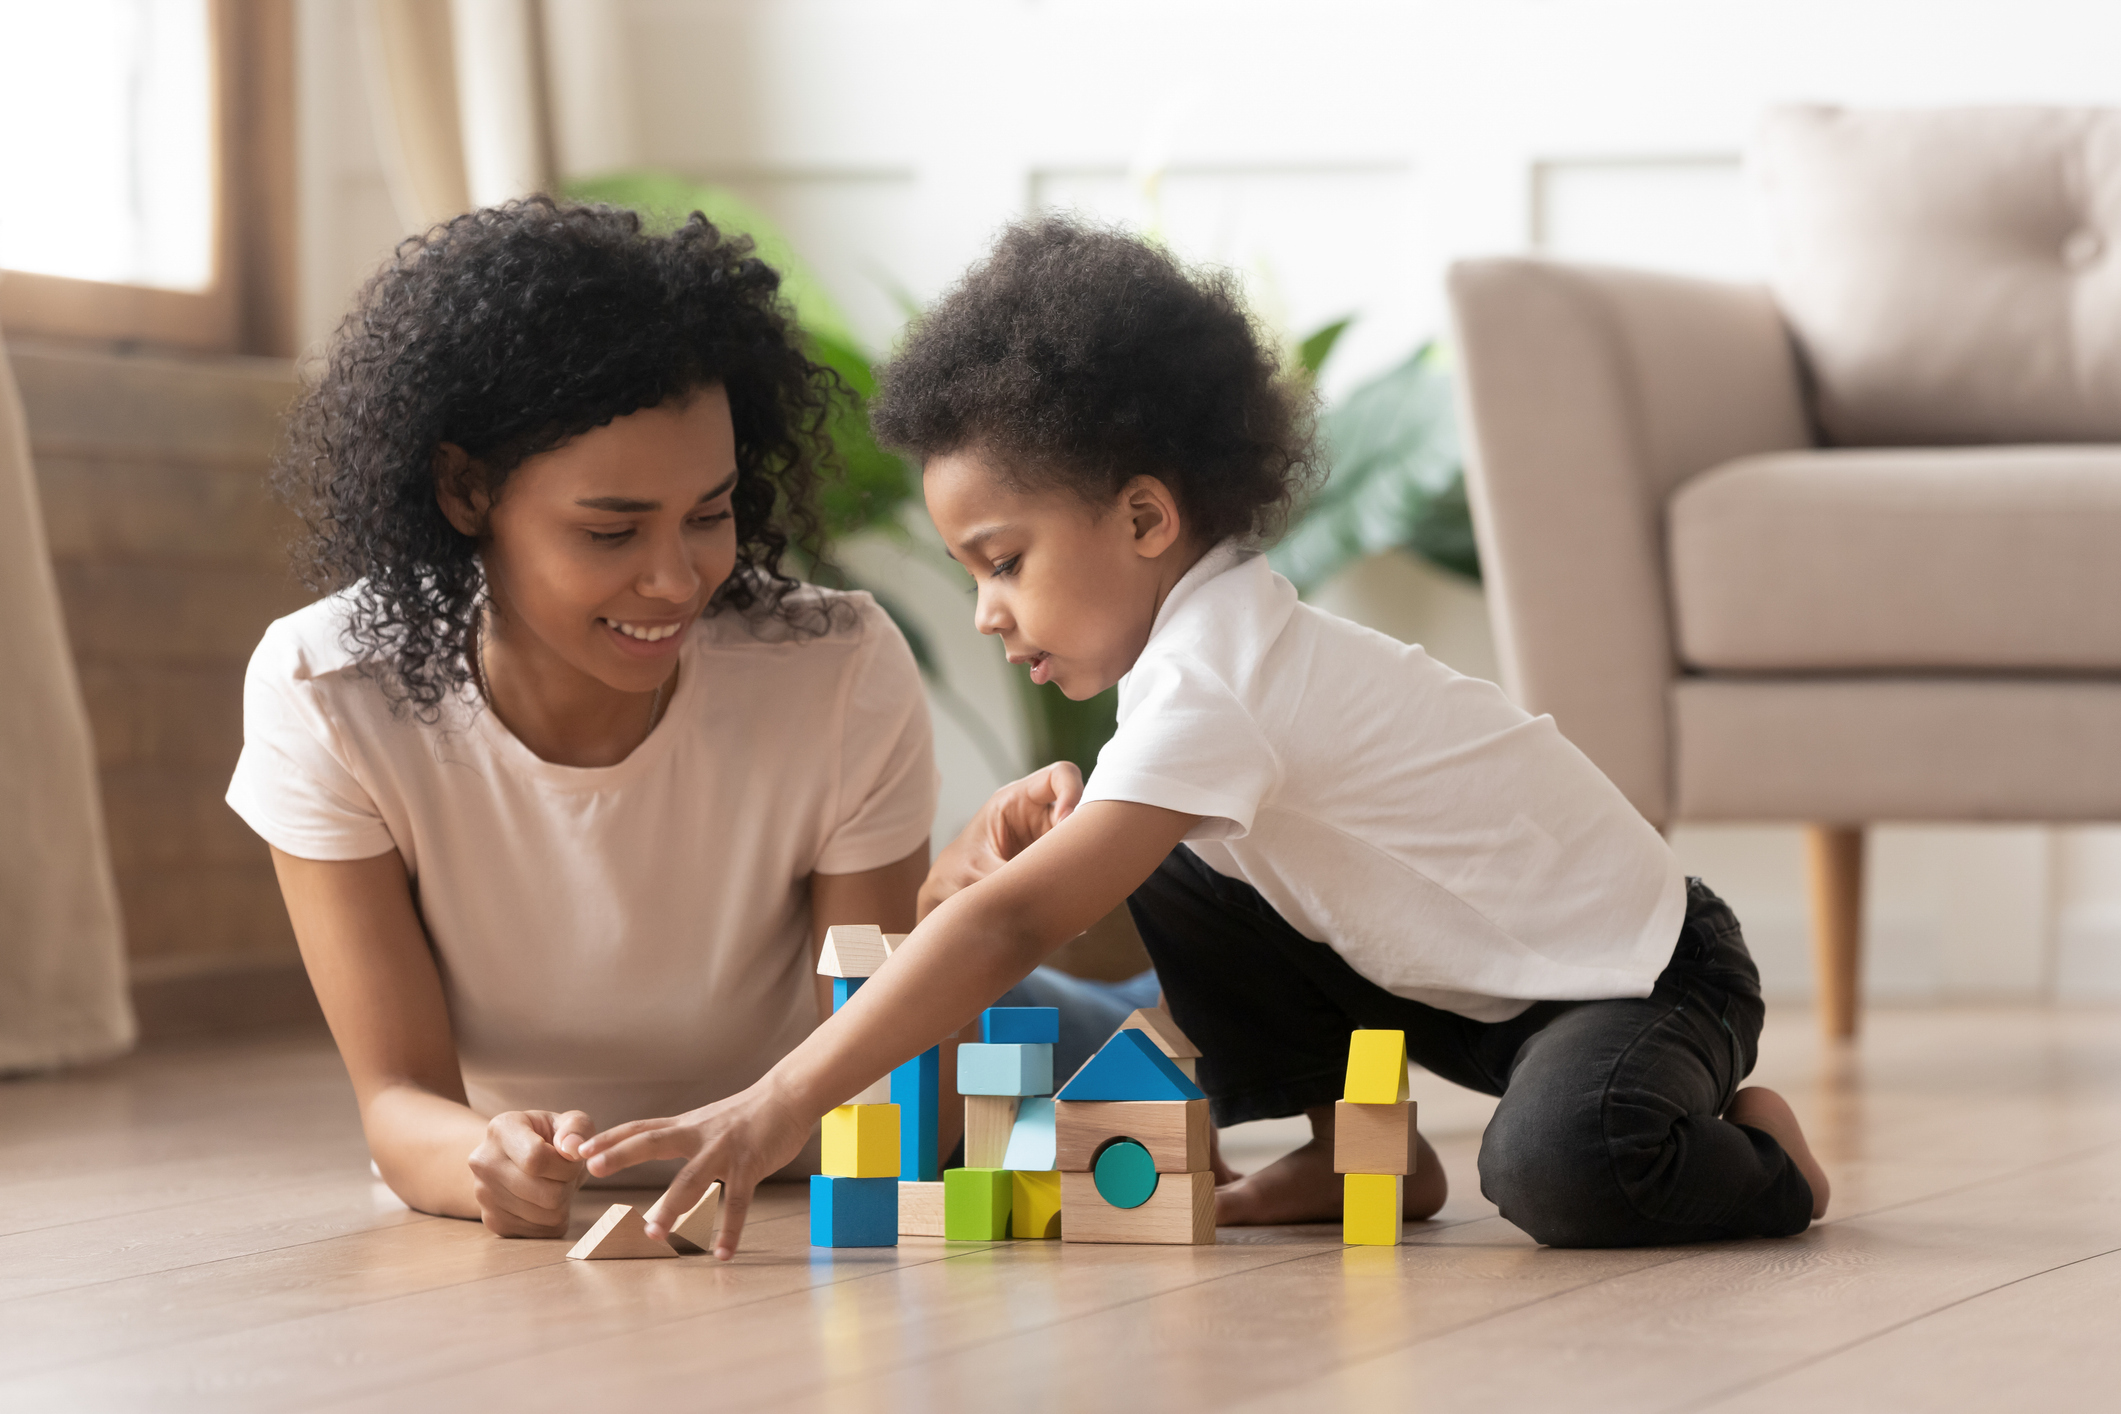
[582,798,1197,1255]
[269,847,592,1237]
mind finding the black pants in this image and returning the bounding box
[1127,846,1815,1248]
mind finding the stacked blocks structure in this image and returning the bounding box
[813,925,900,1247]
[1334,1028,1417,1247]
[1054,1013,1216,1245]
[944,1005,1062,1240]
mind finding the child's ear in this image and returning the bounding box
[433,443,489,537]
[1122,475,1185,559]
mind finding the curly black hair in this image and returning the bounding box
[276,196,837,718]
[869,215,1319,547]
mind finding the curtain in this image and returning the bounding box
[0,320,134,1073]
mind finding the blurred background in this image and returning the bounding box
[5,0,2121,1057]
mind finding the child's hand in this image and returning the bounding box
[467,1109,595,1238]
[578,1080,813,1259]
[919,761,1084,917]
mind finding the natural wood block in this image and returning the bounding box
[567,1204,676,1260]
[1333,1100,1417,1175]
[1054,1099,1209,1174]
[846,1073,893,1105]
[666,1182,722,1254]
[1011,1170,1063,1239]
[822,1103,901,1178]
[817,924,889,978]
[1122,1007,1200,1059]
[963,1095,1020,1168]
[1060,1169,1215,1246]
[1343,1172,1402,1246]
[1344,1029,1410,1103]
[898,1180,946,1237]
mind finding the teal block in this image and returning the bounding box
[956,1042,1053,1097]
[891,1045,940,1180]
[810,1174,897,1247]
[981,1006,1060,1044]
[1093,1139,1158,1209]
[1055,1026,1205,1102]
[832,976,863,1011]
[1000,1096,1056,1171]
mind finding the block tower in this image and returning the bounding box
[1335,1028,1417,1247]
[812,924,900,1247]
[943,1005,1063,1240]
[1054,1014,1215,1245]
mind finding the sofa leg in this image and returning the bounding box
[1804,825,1865,1041]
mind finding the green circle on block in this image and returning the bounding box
[1092,1140,1159,1209]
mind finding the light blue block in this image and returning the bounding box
[1054,1026,1204,1102]
[981,1006,1060,1044]
[1001,1096,1056,1170]
[832,976,863,1011]
[892,1045,940,1180]
[955,1042,1053,1097]
[810,1174,897,1247]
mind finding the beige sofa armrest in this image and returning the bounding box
[1445,258,1810,825]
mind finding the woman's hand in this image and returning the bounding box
[919,761,1085,918]
[467,1109,595,1238]
[579,1078,814,1260]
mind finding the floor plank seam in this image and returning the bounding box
[1669,1242,2121,1414]
[0,1168,391,1246]
[1816,1133,2121,1227]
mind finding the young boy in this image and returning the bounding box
[581,216,1829,1255]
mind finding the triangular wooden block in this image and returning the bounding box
[666,1182,722,1255]
[883,933,909,954]
[1122,1007,1201,1059]
[818,924,889,978]
[567,1203,677,1260]
[1056,1027,1204,1102]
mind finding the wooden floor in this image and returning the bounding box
[4,1006,2119,1413]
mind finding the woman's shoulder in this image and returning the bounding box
[249,590,373,686]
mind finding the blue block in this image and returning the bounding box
[1001,1096,1056,1170]
[809,1174,898,1247]
[956,1042,1053,1097]
[1055,1026,1205,1102]
[981,1006,1060,1044]
[832,976,863,1011]
[891,1045,940,1180]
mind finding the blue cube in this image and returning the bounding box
[981,1006,1060,1044]
[956,1042,1054,1097]
[810,1174,898,1247]
[832,976,864,1011]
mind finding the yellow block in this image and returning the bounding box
[1343,1029,1409,1103]
[821,1103,901,1178]
[1344,1172,1402,1246]
[1011,1170,1063,1239]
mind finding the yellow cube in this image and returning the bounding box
[822,1103,901,1178]
[1343,1029,1409,1104]
[1343,1172,1403,1247]
[1010,1169,1063,1239]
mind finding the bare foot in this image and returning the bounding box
[1726,1086,1830,1220]
[1215,1107,1447,1226]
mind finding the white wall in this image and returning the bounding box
[296,0,2121,1002]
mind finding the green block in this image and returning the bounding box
[1093,1139,1158,1209]
[943,1167,1013,1240]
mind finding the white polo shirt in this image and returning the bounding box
[1079,542,1686,1022]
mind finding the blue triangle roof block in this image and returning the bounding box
[1056,1026,1206,1102]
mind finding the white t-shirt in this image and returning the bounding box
[227,587,936,1128]
[1079,542,1686,1022]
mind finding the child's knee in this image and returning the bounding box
[1476,1102,1644,1248]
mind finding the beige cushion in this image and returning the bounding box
[1673,678,2121,822]
[1757,105,2121,445]
[1669,446,2121,672]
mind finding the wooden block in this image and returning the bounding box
[944,1167,1012,1240]
[883,932,908,954]
[821,1103,901,1178]
[666,1182,722,1254]
[898,1180,946,1237]
[1343,1172,1402,1246]
[982,1006,1060,1044]
[1333,1100,1417,1176]
[1060,1169,1215,1246]
[963,1095,1020,1168]
[956,1042,1054,1097]
[1011,1170,1063,1239]
[846,1073,893,1105]
[810,1174,898,1246]
[817,924,889,978]
[567,1203,677,1260]
[1343,1029,1410,1104]
[831,976,863,1011]
[1056,1027,1203,1102]
[1175,1056,1198,1082]
[891,1045,941,1180]
[1121,1006,1201,1059]
[1054,1098,1209,1173]
[1001,1096,1056,1171]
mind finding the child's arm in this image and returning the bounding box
[579,797,1199,1257]
[269,847,593,1237]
